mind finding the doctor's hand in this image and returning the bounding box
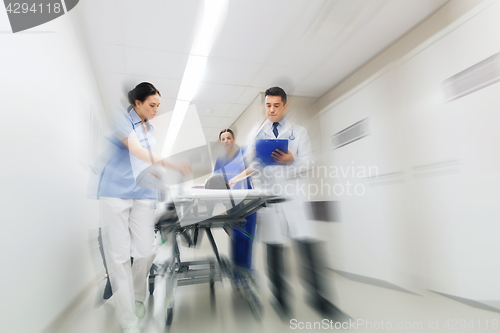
[272,149,294,165]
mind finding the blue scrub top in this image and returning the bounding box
[214,147,251,190]
[97,109,156,199]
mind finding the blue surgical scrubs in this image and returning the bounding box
[214,148,256,270]
[98,108,156,199]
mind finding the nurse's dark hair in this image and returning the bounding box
[219,128,235,140]
[127,82,161,107]
[265,86,287,105]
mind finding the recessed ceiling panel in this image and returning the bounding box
[236,87,263,105]
[125,47,188,79]
[202,58,262,86]
[226,104,250,118]
[209,0,307,63]
[90,43,125,73]
[79,0,450,125]
[122,0,202,53]
[191,101,233,117]
[79,0,123,44]
[193,82,246,104]
[250,64,309,94]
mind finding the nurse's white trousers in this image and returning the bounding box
[100,197,156,329]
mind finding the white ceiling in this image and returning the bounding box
[78,0,448,142]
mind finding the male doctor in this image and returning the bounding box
[230,87,344,321]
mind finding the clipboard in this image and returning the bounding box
[255,139,288,166]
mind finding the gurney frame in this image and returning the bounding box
[148,190,284,327]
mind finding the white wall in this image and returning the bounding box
[231,93,265,147]
[0,8,106,333]
[314,0,500,300]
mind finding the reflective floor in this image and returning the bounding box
[48,229,500,333]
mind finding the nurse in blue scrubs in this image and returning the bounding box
[214,129,256,272]
[98,82,190,333]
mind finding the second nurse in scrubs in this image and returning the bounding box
[214,129,256,273]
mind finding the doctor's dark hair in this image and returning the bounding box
[219,128,235,140]
[127,82,161,107]
[265,86,287,105]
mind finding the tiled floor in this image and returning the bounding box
[48,229,500,333]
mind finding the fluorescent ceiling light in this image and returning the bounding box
[177,55,208,102]
[191,0,229,57]
[161,100,190,157]
[161,0,228,157]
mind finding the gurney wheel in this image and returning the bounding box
[148,264,156,295]
[166,308,174,326]
[230,277,240,293]
[247,289,263,321]
[149,281,155,295]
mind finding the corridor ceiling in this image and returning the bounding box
[78,0,448,142]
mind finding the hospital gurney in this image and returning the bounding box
[148,188,285,327]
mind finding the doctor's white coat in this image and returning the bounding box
[247,118,316,244]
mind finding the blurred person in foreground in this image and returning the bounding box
[97,82,190,333]
[229,87,347,321]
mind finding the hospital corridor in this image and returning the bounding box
[2,1,500,332]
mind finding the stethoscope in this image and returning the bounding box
[255,122,295,140]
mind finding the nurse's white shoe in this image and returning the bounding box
[123,326,140,333]
[135,301,146,319]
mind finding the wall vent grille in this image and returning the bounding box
[443,52,500,102]
[331,118,369,150]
